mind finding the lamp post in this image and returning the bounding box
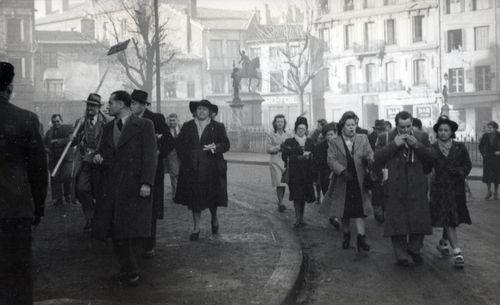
[441,73,449,116]
[154,0,161,113]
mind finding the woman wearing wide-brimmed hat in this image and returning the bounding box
[429,116,472,268]
[174,99,229,241]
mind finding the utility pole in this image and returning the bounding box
[154,0,161,113]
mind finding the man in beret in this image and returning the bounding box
[92,90,157,286]
[71,93,109,231]
[0,62,48,305]
[130,89,169,258]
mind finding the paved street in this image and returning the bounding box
[227,163,500,305]
[31,162,500,305]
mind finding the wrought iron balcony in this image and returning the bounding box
[338,81,405,94]
[353,41,386,54]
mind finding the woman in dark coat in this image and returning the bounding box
[430,117,472,268]
[174,100,230,241]
[479,121,500,200]
[314,123,337,196]
[282,117,316,228]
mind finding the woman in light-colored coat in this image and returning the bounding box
[266,114,292,212]
[328,112,373,252]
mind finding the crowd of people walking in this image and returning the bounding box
[266,109,480,268]
[0,59,497,305]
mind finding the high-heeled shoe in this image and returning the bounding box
[342,232,351,249]
[357,234,370,252]
[189,230,200,241]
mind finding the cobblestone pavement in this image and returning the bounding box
[32,168,301,305]
[227,163,500,305]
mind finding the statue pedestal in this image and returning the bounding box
[227,97,245,151]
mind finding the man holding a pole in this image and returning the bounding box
[44,114,73,206]
[72,94,108,231]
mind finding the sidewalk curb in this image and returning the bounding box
[226,158,484,182]
[230,197,305,305]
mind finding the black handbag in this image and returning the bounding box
[281,159,290,184]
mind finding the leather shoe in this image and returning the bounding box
[189,231,200,241]
[407,250,423,265]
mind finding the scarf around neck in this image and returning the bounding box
[437,138,453,157]
[294,134,307,147]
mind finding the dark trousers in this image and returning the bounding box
[143,218,157,252]
[113,238,143,277]
[76,163,100,220]
[0,219,33,305]
[391,234,425,260]
[50,161,72,203]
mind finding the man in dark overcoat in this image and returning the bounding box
[174,99,229,241]
[44,114,73,206]
[0,62,48,305]
[130,89,169,257]
[72,93,108,230]
[374,111,436,266]
[92,90,157,286]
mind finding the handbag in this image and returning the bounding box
[281,159,290,184]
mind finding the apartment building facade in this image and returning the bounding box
[315,0,442,129]
[0,0,36,101]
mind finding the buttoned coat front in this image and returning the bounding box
[326,134,373,218]
[374,130,435,237]
[92,115,157,240]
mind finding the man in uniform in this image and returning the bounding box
[130,89,169,258]
[72,93,108,231]
[44,114,73,206]
[0,62,48,305]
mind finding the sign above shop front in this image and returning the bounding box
[416,106,432,119]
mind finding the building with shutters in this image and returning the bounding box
[314,0,442,130]
[0,0,36,101]
[314,0,500,138]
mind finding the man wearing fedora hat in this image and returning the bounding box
[0,62,48,305]
[130,89,169,257]
[71,93,109,231]
[369,119,388,224]
[175,99,229,241]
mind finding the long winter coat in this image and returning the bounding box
[281,137,316,202]
[479,131,500,184]
[430,141,472,227]
[92,115,157,240]
[374,130,435,237]
[327,134,373,218]
[142,109,169,219]
[174,119,230,212]
[0,98,48,219]
[313,140,332,195]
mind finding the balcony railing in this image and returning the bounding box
[339,81,405,94]
[353,40,385,54]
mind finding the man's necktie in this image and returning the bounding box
[117,119,123,131]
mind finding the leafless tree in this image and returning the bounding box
[96,0,176,100]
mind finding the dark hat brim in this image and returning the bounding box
[433,118,459,133]
[189,100,218,114]
[132,98,151,105]
[84,100,102,106]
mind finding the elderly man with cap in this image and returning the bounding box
[92,90,157,286]
[0,62,48,305]
[174,99,229,241]
[130,89,169,258]
[72,93,109,231]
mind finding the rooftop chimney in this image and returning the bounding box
[62,0,70,12]
[189,0,197,18]
[264,4,272,25]
[81,18,95,39]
